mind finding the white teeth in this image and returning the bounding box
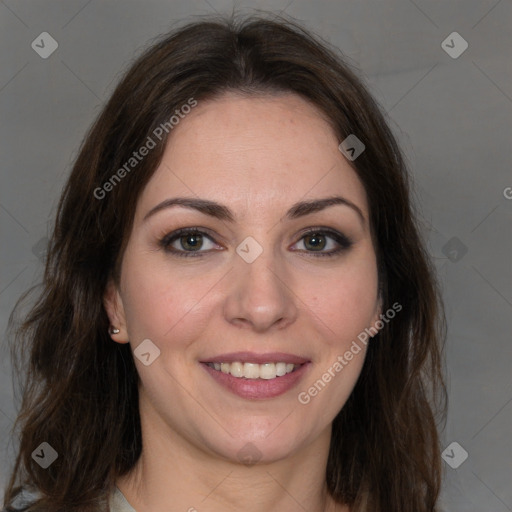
[243,362,260,379]
[259,363,276,380]
[207,361,300,379]
[230,361,243,377]
[276,362,287,377]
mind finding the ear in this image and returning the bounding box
[103,279,129,344]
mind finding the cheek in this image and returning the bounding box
[303,258,379,346]
[120,254,217,344]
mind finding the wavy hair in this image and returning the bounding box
[4,13,446,512]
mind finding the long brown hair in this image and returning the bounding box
[4,13,446,512]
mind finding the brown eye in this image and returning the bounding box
[292,228,353,257]
[160,228,220,257]
[178,233,204,251]
[303,233,327,251]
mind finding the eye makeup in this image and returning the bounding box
[157,226,353,259]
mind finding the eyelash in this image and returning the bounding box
[158,227,353,258]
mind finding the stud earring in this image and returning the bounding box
[110,326,120,335]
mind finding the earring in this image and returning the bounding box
[110,326,120,335]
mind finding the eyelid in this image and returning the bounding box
[158,226,353,258]
[290,226,353,256]
[295,226,350,241]
[159,227,223,255]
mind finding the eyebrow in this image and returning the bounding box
[143,195,365,225]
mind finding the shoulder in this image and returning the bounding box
[2,487,41,511]
[3,486,135,512]
[110,487,136,512]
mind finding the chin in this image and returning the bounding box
[206,427,306,466]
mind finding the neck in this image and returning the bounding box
[117,408,348,512]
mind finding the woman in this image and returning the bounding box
[3,14,446,512]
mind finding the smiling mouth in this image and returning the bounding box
[205,361,303,380]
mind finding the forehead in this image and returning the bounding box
[136,93,369,221]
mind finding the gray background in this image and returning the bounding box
[1,1,511,510]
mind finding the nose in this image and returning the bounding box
[223,249,298,333]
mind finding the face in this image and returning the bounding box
[105,93,381,464]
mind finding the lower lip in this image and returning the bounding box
[200,362,311,400]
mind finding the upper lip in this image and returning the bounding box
[201,351,310,365]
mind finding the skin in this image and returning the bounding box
[104,93,381,512]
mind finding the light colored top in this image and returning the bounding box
[2,486,136,512]
[110,487,137,512]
